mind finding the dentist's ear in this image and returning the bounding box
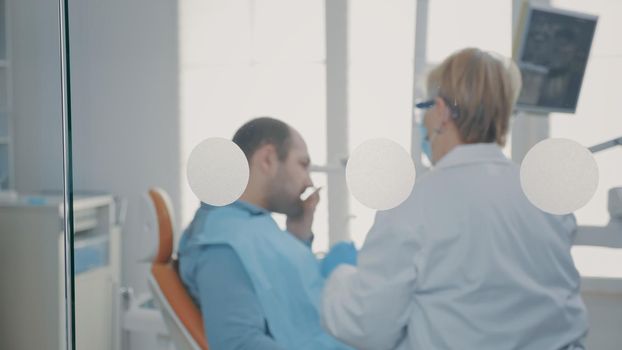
[431,97,451,133]
[435,97,453,124]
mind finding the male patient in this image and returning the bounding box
[178,117,354,350]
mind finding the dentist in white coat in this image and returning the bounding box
[321,48,588,350]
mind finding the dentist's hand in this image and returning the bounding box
[321,241,358,278]
[286,187,321,242]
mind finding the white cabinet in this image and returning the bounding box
[0,0,12,191]
[0,194,121,350]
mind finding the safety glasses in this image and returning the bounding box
[415,100,435,110]
[414,96,459,122]
[413,99,435,124]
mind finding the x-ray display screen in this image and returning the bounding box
[515,5,598,114]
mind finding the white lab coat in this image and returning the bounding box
[321,143,588,350]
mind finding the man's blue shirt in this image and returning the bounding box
[178,201,348,350]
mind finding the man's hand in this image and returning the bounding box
[286,187,321,242]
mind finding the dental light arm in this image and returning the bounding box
[588,136,622,153]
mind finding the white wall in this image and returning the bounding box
[11,0,181,297]
[68,0,181,296]
[11,0,64,192]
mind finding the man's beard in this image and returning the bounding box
[266,189,304,217]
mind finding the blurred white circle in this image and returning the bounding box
[520,138,599,215]
[187,138,249,206]
[346,138,416,210]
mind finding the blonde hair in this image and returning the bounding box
[427,48,522,146]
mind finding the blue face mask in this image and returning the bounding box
[419,123,433,161]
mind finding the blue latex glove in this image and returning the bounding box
[320,241,358,278]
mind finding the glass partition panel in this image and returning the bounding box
[0,0,72,349]
[64,1,622,350]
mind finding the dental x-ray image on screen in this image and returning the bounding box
[514,4,598,114]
